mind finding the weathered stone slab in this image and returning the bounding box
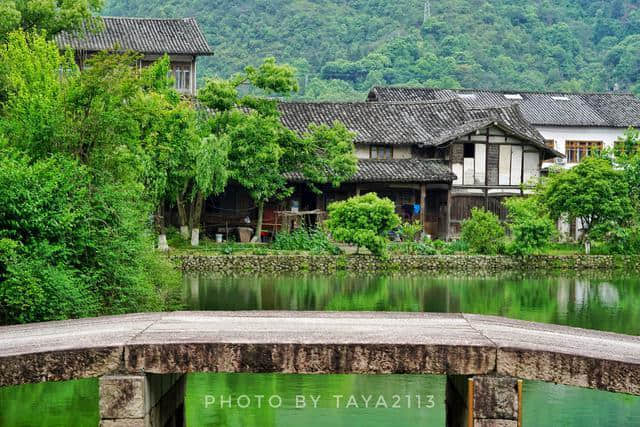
[126,343,495,376]
[0,313,161,358]
[0,313,160,387]
[125,312,496,375]
[474,420,517,427]
[100,420,146,427]
[1,311,639,396]
[464,314,640,395]
[0,348,122,387]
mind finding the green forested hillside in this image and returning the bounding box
[104,0,640,99]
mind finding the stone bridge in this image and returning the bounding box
[1,312,639,426]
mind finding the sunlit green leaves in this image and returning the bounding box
[326,193,401,256]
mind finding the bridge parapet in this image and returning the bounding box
[0,312,639,396]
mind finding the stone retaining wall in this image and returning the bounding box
[174,254,640,274]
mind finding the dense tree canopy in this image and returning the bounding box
[106,0,640,99]
[0,31,186,324]
[199,58,357,241]
[0,0,103,40]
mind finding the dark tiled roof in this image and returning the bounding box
[368,87,640,128]
[285,159,456,183]
[280,100,469,146]
[55,17,213,56]
[278,100,558,157]
[279,100,540,146]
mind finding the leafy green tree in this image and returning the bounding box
[199,58,357,241]
[134,56,229,247]
[0,32,183,324]
[504,197,556,255]
[613,127,640,163]
[325,193,401,256]
[542,157,634,243]
[460,208,506,255]
[1,0,103,40]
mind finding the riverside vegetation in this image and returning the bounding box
[2,1,640,327]
[0,3,356,325]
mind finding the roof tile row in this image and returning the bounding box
[368,87,640,128]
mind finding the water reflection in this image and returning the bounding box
[2,274,639,426]
[184,273,640,335]
[185,373,446,427]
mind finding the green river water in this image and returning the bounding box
[2,273,640,426]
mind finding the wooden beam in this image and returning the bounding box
[467,378,474,427]
[420,183,427,231]
[446,185,452,241]
[521,142,525,196]
[517,379,523,427]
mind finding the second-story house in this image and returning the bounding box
[368,87,640,168]
[55,16,213,95]
[205,100,560,240]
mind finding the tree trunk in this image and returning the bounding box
[156,203,169,252]
[251,200,265,243]
[190,192,204,247]
[176,191,189,240]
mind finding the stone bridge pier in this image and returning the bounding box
[446,375,522,427]
[97,371,523,427]
[99,373,186,427]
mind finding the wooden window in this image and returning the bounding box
[370,145,393,159]
[498,145,526,186]
[566,141,603,163]
[463,143,475,158]
[169,63,191,91]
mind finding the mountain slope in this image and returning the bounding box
[105,0,640,99]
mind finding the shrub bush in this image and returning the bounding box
[272,227,340,254]
[504,197,556,255]
[595,223,640,255]
[400,220,422,242]
[460,208,505,255]
[432,239,469,255]
[325,193,401,256]
[0,154,181,324]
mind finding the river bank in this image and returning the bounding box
[174,254,640,274]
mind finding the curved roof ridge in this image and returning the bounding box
[99,16,197,21]
[370,86,635,97]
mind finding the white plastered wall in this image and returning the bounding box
[536,126,626,168]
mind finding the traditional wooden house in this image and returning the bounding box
[368,87,640,167]
[207,100,560,240]
[368,87,640,238]
[55,17,213,95]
